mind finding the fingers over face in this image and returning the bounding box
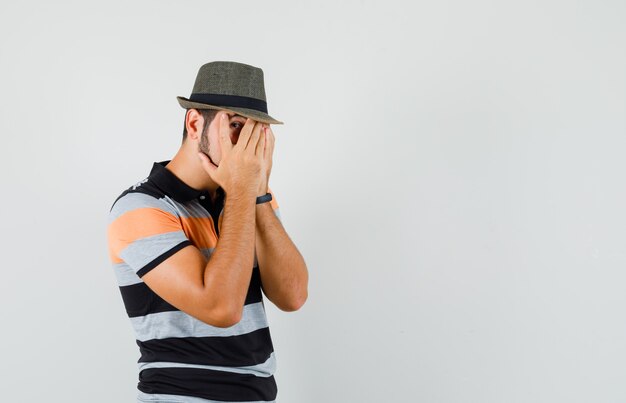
[218,111,234,155]
[245,121,263,151]
[265,126,275,158]
[255,125,267,156]
[236,118,257,150]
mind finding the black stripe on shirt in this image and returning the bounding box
[121,266,264,318]
[137,327,274,368]
[138,367,277,402]
[110,179,166,211]
[119,282,177,318]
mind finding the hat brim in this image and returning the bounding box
[177,96,283,125]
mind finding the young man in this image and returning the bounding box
[107,61,308,403]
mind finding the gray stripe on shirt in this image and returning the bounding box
[110,192,177,223]
[164,196,215,219]
[131,302,268,341]
[137,390,275,403]
[120,231,189,273]
[113,262,143,286]
[115,247,215,287]
[138,352,276,378]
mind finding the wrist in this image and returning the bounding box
[226,187,258,202]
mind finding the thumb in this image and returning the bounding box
[198,152,218,177]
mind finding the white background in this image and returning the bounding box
[1,0,625,402]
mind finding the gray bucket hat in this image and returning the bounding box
[177,61,283,125]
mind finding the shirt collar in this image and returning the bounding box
[148,160,221,203]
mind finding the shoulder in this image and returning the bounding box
[109,177,177,221]
[107,178,189,269]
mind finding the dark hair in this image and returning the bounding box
[182,109,219,141]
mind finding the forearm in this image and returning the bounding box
[140,190,258,328]
[203,190,257,317]
[255,203,308,311]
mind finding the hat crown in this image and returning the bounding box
[191,61,266,101]
[176,61,283,124]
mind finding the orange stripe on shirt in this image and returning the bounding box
[179,216,218,249]
[108,207,182,263]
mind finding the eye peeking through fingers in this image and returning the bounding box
[228,117,247,145]
[230,128,243,145]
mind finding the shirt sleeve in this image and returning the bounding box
[107,193,191,277]
[267,187,281,222]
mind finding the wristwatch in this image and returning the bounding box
[256,193,272,204]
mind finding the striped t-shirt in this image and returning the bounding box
[107,161,280,402]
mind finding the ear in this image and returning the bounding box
[185,109,204,141]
